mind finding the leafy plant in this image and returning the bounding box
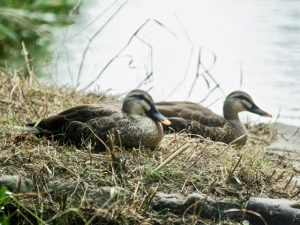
[0,187,11,225]
[0,0,80,71]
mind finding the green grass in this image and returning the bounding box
[0,187,10,225]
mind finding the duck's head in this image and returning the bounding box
[224,91,272,119]
[122,89,171,125]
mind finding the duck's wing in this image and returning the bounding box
[161,116,234,144]
[156,101,226,127]
[27,104,120,133]
[62,114,123,150]
[189,120,234,144]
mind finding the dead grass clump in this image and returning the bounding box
[0,70,118,126]
[0,71,299,224]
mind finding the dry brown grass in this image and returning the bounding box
[0,70,299,224]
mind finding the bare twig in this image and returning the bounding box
[275,171,285,181]
[187,46,224,100]
[199,47,226,97]
[74,0,120,38]
[228,155,243,178]
[138,186,157,213]
[167,47,194,98]
[70,0,82,15]
[82,18,176,91]
[288,127,300,141]
[134,36,153,88]
[223,208,268,225]
[198,84,220,104]
[239,61,243,89]
[167,13,195,98]
[62,47,75,85]
[266,169,276,183]
[187,47,202,99]
[76,0,130,86]
[155,142,189,171]
[283,173,294,190]
[290,189,300,198]
[182,195,207,224]
[274,108,281,123]
[173,13,192,44]
[22,42,38,84]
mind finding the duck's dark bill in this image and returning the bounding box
[147,107,171,125]
[249,106,272,118]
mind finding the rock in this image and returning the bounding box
[152,193,300,224]
[182,194,240,221]
[48,181,85,203]
[0,175,34,193]
[152,192,240,221]
[246,197,300,225]
[48,181,129,206]
[0,176,129,206]
[152,192,183,214]
[88,186,129,206]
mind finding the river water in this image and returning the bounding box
[47,0,300,126]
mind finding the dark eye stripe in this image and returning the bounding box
[133,94,153,107]
[238,96,255,108]
[236,95,250,102]
[229,93,254,107]
[143,97,154,107]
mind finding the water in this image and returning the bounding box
[47,0,300,126]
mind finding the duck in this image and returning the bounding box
[27,89,171,151]
[156,90,272,146]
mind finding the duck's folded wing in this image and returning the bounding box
[156,101,226,127]
[63,116,121,148]
[27,104,120,133]
[164,117,233,144]
[189,120,234,143]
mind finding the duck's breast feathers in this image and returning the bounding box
[116,116,163,149]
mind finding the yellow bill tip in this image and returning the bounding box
[160,119,171,126]
[263,113,272,118]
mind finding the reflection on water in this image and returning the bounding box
[48,0,300,126]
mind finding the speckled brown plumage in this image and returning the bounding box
[156,91,272,146]
[27,89,169,151]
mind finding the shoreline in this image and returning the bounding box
[268,122,300,154]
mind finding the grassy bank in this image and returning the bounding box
[0,70,299,224]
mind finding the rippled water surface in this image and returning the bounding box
[48,0,300,126]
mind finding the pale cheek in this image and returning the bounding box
[132,103,145,115]
[142,100,151,111]
[137,106,145,115]
[232,102,245,112]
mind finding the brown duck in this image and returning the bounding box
[27,89,171,151]
[156,90,272,146]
